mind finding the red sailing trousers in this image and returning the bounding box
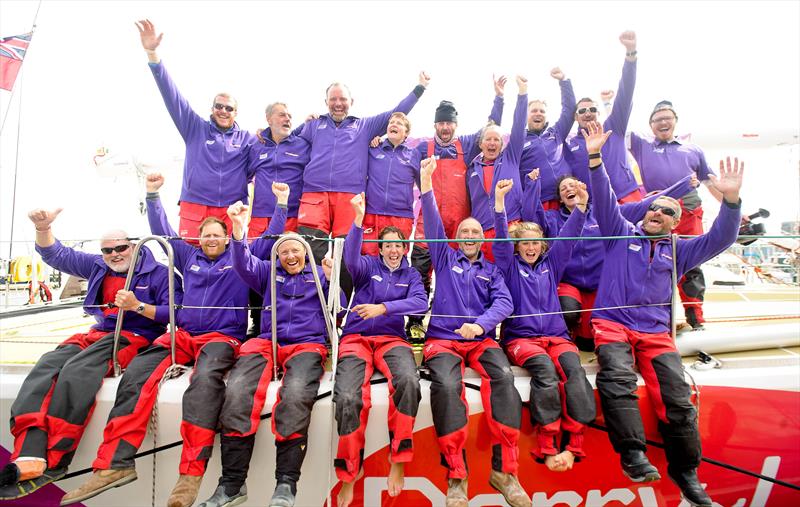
[504,337,596,460]
[423,338,522,479]
[9,329,148,469]
[93,329,240,476]
[333,334,421,482]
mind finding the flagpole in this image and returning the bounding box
[3,0,42,307]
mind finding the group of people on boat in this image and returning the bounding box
[0,18,746,507]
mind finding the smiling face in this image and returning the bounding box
[479,126,503,161]
[379,231,405,270]
[642,197,681,235]
[574,99,598,131]
[211,94,237,130]
[456,218,484,261]
[198,220,229,260]
[527,100,547,131]
[386,113,410,146]
[558,177,582,210]
[266,103,292,139]
[434,121,457,143]
[325,84,352,122]
[278,239,306,275]
[100,234,134,273]
[650,110,677,142]
[516,230,545,266]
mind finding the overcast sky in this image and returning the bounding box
[1,0,798,256]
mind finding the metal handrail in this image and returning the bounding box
[269,235,337,381]
[112,236,177,376]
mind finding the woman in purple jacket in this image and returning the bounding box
[360,113,421,256]
[493,178,596,473]
[335,193,428,507]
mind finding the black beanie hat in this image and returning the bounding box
[650,100,677,121]
[434,101,458,123]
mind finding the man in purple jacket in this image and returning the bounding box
[295,73,429,266]
[564,31,642,204]
[62,177,287,507]
[197,200,332,507]
[630,100,723,329]
[334,193,428,507]
[361,113,421,256]
[419,157,528,507]
[520,67,576,209]
[585,121,743,507]
[0,213,173,500]
[136,19,255,244]
[248,102,310,237]
[406,77,506,338]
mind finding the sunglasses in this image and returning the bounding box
[577,106,598,115]
[648,203,677,217]
[214,103,235,113]
[101,244,131,255]
[650,116,675,124]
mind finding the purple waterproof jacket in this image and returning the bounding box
[36,240,176,341]
[565,59,639,199]
[149,61,256,207]
[365,140,422,219]
[493,207,585,342]
[342,224,427,338]
[523,174,696,291]
[248,130,310,218]
[466,93,528,230]
[589,162,741,333]
[298,86,424,195]
[421,191,513,341]
[519,79,576,201]
[231,239,332,347]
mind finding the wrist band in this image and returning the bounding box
[35,227,51,232]
[626,50,637,57]
[588,153,602,160]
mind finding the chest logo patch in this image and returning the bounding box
[628,244,642,252]
[189,265,201,272]
[206,140,215,145]
[451,265,464,274]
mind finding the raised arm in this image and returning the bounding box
[250,182,289,259]
[606,31,637,135]
[363,72,429,139]
[30,208,97,280]
[506,76,529,166]
[137,20,201,141]
[229,204,270,293]
[551,67,576,140]
[420,156,451,268]
[343,193,371,282]
[492,179,516,271]
[677,157,743,272]
[460,75,507,157]
[548,183,588,281]
[584,122,630,237]
[144,173,194,265]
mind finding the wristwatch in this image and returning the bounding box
[135,303,146,314]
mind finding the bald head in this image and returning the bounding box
[456,217,484,261]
